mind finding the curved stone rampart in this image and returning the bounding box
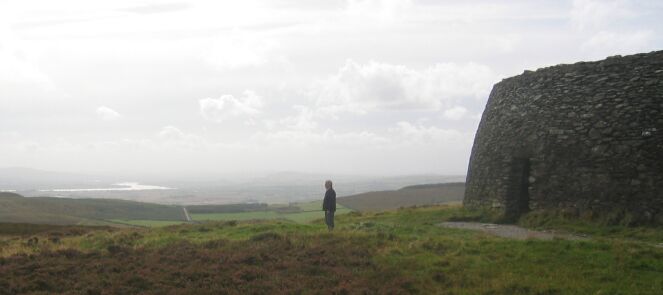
[464,51,663,222]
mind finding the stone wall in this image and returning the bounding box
[464,50,663,223]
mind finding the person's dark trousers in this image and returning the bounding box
[325,210,335,231]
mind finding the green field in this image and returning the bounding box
[109,219,189,227]
[191,200,353,223]
[191,211,283,221]
[338,182,465,211]
[0,192,185,225]
[0,192,353,227]
[0,204,663,294]
[0,183,462,227]
[1,204,662,294]
[112,200,354,226]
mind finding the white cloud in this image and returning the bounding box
[484,34,522,53]
[443,106,468,120]
[157,125,206,149]
[199,90,263,123]
[95,106,121,121]
[390,121,471,146]
[158,125,187,140]
[252,114,471,153]
[0,50,53,88]
[251,105,388,149]
[0,25,56,100]
[314,60,497,116]
[204,30,279,69]
[279,105,318,131]
[2,0,662,175]
[570,0,635,30]
[581,30,653,55]
[251,128,389,149]
[345,0,413,23]
[569,1,657,58]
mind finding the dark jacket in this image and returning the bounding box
[323,188,336,212]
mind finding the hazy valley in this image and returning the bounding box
[1,167,464,205]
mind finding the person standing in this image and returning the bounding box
[322,180,336,232]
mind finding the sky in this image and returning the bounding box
[0,0,662,176]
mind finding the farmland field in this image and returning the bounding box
[0,192,184,225]
[0,183,458,227]
[109,219,189,227]
[338,182,465,211]
[191,201,352,223]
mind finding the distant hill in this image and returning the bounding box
[186,203,269,214]
[0,192,185,225]
[337,182,465,211]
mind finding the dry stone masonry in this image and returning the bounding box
[464,50,663,223]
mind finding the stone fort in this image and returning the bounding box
[464,50,663,223]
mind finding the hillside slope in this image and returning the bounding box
[0,192,185,225]
[337,182,465,211]
[1,205,661,294]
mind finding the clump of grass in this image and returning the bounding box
[1,204,662,294]
[446,207,505,223]
[249,231,283,242]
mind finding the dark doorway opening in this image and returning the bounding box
[506,158,531,220]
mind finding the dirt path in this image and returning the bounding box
[182,207,192,222]
[438,222,589,241]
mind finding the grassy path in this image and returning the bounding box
[439,221,590,240]
[182,207,192,222]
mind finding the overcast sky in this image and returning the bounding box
[1,0,661,176]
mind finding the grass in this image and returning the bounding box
[192,211,283,221]
[0,192,184,225]
[292,200,325,211]
[337,182,465,211]
[191,200,353,223]
[1,205,662,294]
[186,203,269,214]
[0,190,355,228]
[519,209,663,243]
[109,219,188,227]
